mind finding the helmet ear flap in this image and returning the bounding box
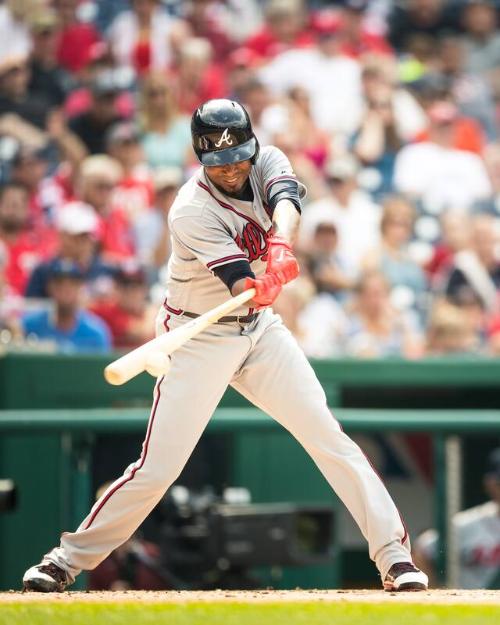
[251,138,260,165]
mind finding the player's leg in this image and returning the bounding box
[231,312,427,590]
[23,318,252,591]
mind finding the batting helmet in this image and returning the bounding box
[191,99,259,167]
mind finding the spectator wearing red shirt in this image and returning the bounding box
[337,0,393,59]
[54,0,101,75]
[245,0,314,60]
[77,155,135,263]
[105,121,154,224]
[91,263,155,350]
[0,182,53,295]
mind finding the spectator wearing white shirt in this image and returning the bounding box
[299,155,381,280]
[394,101,492,213]
[106,0,188,77]
[258,22,363,138]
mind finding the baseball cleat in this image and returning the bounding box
[383,562,428,592]
[23,561,68,592]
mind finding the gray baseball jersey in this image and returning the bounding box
[40,146,415,588]
[166,146,302,316]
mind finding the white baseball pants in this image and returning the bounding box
[46,309,412,583]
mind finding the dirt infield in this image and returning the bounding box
[0,589,499,605]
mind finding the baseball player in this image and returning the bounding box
[23,99,428,593]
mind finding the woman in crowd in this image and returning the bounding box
[139,72,192,170]
[362,195,428,316]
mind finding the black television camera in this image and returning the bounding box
[155,487,335,589]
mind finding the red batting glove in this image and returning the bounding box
[266,235,299,285]
[245,273,282,307]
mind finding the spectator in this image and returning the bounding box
[0,240,22,338]
[353,65,426,199]
[304,219,355,300]
[461,0,500,100]
[0,181,51,295]
[0,53,50,131]
[430,35,497,140]
[394,101,492,213]
[259,86,331,171]
[22,258,111,353]
[259,21,363,137]
[139,73,192,170]
[169,38,227,115]
[107,0,188,77]
[77,155,135,263]
[69,72,126,155]
[388,0,460,53]
[27,10,73,109]
[133,166,182,273]
[425,300,478,355]
[414,447,500,589]
[183,0,236,63]
[245,0,314,60]
[300,155,381,280]
[91,263,155,350]
[444,214,500,316]
[25,201,116,301]
[426,210,472,284]
[105,121,154,223]
[8,146,51,228]
[337,0,393,59]
[362,196,428,315]
[0,0,37,61]
[341,271,424,358]
[55,0,101,75]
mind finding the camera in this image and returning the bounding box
[155,487,335,589]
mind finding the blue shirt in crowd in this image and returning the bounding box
[22,309,111,354]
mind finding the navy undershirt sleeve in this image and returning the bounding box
[213,260,255,291]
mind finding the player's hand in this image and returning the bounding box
[244,273,282,307]
[266,235,299,285]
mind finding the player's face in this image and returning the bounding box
[205,160,252,195]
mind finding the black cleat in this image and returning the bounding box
[23,562,68,593]
[383,562,429,592]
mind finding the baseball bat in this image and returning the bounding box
[104,288,256,386]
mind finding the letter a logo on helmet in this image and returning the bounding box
[215,128,234,148]
[191,99,260,167]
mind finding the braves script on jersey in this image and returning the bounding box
[166,146,302,316]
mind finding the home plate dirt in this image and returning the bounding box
[0,590,499,604]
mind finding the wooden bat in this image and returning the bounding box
[104,288,256,386]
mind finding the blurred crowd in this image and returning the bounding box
[0,0,500,358]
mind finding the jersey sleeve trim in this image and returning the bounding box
[206,253,248,270]
[264,175,298,196]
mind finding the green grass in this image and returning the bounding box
[1,602,499,625]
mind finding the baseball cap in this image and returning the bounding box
[325,154,360,181]
[485,448,500,480]
[90,70,122,98]
[57,202,99,236]
[48,259,85,281]
[153,167,183,192]
[105,122,141,147]
[115,261,147,285]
